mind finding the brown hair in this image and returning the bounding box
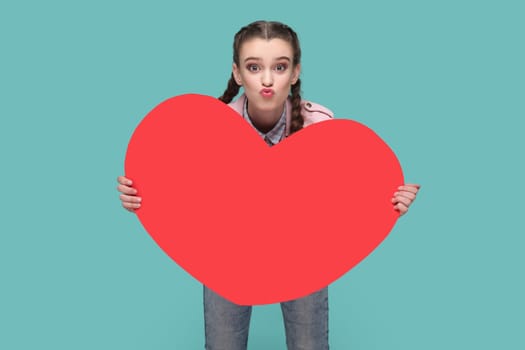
[218,20,304,135]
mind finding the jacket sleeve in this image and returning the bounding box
[301,100,334,127]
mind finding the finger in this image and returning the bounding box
[404,183,421,188]
[120,194,142,204]
[398,184,420,193]
[392,195,412,208]
[394,191,416,201]
[117,183,138,195]
[394,203,408,216]
[117,176,133,186]
[122,201,141,210]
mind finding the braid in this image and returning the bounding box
[218,73,240,103]
[289,79,304,135]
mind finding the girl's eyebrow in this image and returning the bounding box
[243,56,291,62]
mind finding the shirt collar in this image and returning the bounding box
[242,98,286,146]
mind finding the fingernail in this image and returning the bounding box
[127,180,132,185]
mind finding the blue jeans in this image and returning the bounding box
[203,286,329,350]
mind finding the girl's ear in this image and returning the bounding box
[292,63,301,84]
[232,63,242,85]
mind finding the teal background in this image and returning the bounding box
[1,0,523,349]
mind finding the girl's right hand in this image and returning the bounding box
[117,175,142,212]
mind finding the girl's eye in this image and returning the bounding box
[247,64,260,72]
[275,63,288,72]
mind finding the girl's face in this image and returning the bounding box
[233,38,300,121]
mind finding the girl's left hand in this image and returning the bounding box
[392,184,420,216]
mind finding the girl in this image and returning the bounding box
[117,20,419,350]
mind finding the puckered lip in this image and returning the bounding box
[260,88,274,96]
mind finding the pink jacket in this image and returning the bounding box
[228,93,334,137]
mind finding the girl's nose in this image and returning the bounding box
[262,69,273,86]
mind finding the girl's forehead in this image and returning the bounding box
[239,38,294,60]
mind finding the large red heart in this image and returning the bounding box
[125,94,403,305]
